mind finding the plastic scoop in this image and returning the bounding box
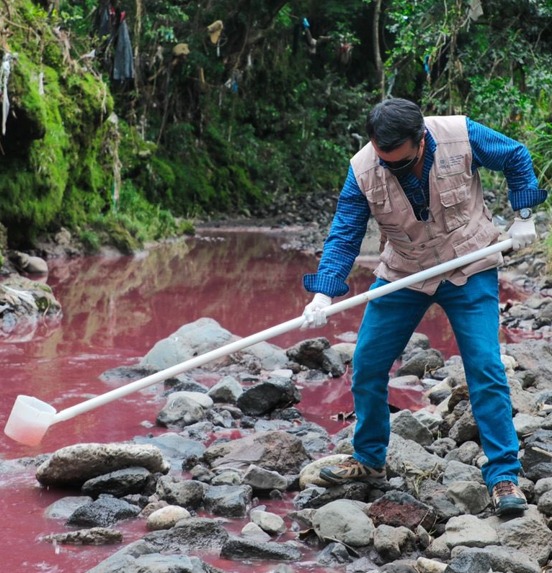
[4,239,513,446]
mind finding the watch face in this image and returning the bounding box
[519,208,532,219]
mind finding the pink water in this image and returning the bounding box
[0,230,532,572]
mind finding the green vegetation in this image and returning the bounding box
[0,0,551,257]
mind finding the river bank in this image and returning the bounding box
[0,228,551,572]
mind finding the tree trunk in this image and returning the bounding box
[373,0,384,99]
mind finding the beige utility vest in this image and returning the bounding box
[350,115,502,294]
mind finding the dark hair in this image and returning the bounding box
[366,98,425,151]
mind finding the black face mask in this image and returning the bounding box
[385,153,419,178]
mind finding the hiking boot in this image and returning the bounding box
[492,481,528,516]
[319,456,386,486]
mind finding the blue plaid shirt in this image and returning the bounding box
[304,117,548,297]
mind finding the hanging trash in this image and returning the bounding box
[93,1,134,82]
[199,67,207,91]
[207,20,224,56]
[0,52,17,136]
[207,20,224,44]
[172,43,190,58]
[224,69,241,94]
[469,0,484,21]
[96,0,111,38]
[112,11,134,81]
[337,38,353,66]
[302,17,318,54]
[423,54,431,83]
[300,17,330,56]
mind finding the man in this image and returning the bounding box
[302,98,547,516]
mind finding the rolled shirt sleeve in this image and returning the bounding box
[303,165,370,297]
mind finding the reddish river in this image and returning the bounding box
[0,230,531,572]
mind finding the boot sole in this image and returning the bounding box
[319,468,387,487]
[495,501,528,516]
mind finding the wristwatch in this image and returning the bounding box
[518,207,533,220]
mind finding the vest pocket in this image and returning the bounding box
[365,185,392,214]
[440,184,471,231]
[380,244,423,273]
[378,223,412,243]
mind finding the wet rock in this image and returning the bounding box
[220,536,302,561]
[44,495,93,520]
[242,464,288,492]
[401,332,431,360]
[156,390,213,427]
[446,545,541,573]
[312,499,375,547]
[250,509,287,535]
[36,443,170,487]
[367,491,437,532]
[521,429,552,476]
[445,481,490,514]
[164,375,210,393]
[0,276,61,341]
[391,409,434,446]
[146,505,191,530]
[416,557,448,573]
[155,476,205,508]
[444,514,499,548]
[418,479,462,521]
[241,521,272,541]
[66,495,141,527]
[42,527,123,545]
[9,251,48,274]
[447,404,479,444]
[238,340,290,370]
[386,433,446,481]
[88,547,223,573]
[346,556,381,572]
[81,466,152,498]
[443,441,481,466]
[442,460,485,486]
[396,348,445,378]
[133,432,206,471]
[286,337,347,377]
[489,505,552,565]
[502,340,552,391]
[143,517,230,553]
[203,484,253,517]
[380,561,419,573]
[207,375,243,402]
[211,469,242,486]
[285,420,332,455]
[140,317,288,372]
[140,317,235,370]
[237,376,301,415]
[204,430,311,474]
[318,541,354,566]
[426,437,457,458]
[296,480,378,510]
[374,524,417,562]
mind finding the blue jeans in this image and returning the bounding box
[351,268,521,491]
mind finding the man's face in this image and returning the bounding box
[372,137,425,177]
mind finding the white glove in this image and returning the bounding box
[508,217,537,250]
[302,293,332,329]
